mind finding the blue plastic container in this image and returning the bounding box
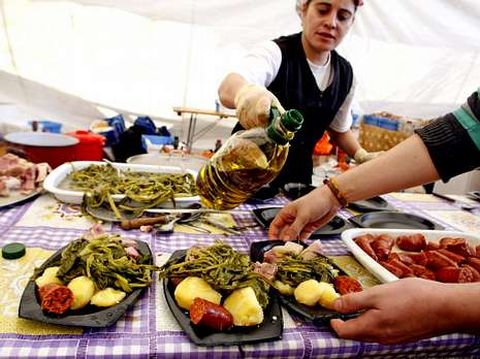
[29,120,63,133]
[41,121,62,133]
[141,135,174,150]
[362,115,399,131]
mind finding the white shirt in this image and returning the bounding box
[233,40,356,133]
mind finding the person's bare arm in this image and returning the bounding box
[268,134,440,240]
[336,134,439,203]
[328,129,362,158]
[218,73,248,109]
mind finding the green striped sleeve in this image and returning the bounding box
[452,91,480,150]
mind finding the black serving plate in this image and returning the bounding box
[347,196,396,212]
[252,207,352,238]
[348,211,444,230]
[246,185,280,204]
[163,250,283,347]
[282,183,316,200]
[18,240,153,327]
[250,240,358,326]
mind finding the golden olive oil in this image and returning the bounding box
[196,108,304,210]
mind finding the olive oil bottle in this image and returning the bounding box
[196,107,304,210]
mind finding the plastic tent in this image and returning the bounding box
[0,0,479,144]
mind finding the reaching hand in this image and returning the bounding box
[234,84,285,129]
[354,148,384,164]
[330,278,463,344]
[268,186,341,241]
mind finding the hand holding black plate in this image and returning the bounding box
[250,240,359,326]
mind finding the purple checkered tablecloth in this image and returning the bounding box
[0,193,479,358]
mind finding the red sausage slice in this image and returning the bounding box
[333,275,363,295]
[189,297,233,331]
[39,283,74,315]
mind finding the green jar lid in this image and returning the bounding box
[2,242,26,260]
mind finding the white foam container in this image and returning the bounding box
[341,228,480,283]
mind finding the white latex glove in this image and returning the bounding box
[353,148,384,164]
[234,84,285,129]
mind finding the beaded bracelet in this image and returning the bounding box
[323,177,348,207]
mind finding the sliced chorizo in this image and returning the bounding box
[466,257,480,273]
[439,237,473,257]
[389,252,415,266]
[425,250,458,270]
[189,297,233,331]
[437,249,465,264]
[435,266,460,283]
[426,241,441,251]
[379,261,404,278]
[458,265,480,283]
[354,235,378,261]
[385,258,414,278]
[410,264,435,280]
[396,234,426,252]
[371,235,394,261]
[401,252,428,266]
[333,275,363,295]
[38,283,74,315]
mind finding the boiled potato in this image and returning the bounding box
[294,279,324,306]
[174,276,221,310]
[223,287,263,326]
[317,282,340,310]
[35,266,63,287]
[67,276,95,310]
[273,280,294,296]
[90,288,127,307]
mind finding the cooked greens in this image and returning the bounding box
[34,234,159,293]
[275,255,338,288]
[158,241,270,308]
[69,163,197,219]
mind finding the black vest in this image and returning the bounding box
[232,32,353,189]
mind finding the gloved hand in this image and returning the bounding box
[353,148,384,164]
[234,84,285,129]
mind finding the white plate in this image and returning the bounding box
[43,161,199,205]
[0,189,42,209]
[341,228,480,283]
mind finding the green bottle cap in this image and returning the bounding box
[267,107,304,145]
[281,109,304,131]
[2,242,26,260]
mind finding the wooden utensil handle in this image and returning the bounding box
[120,216,168,230]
